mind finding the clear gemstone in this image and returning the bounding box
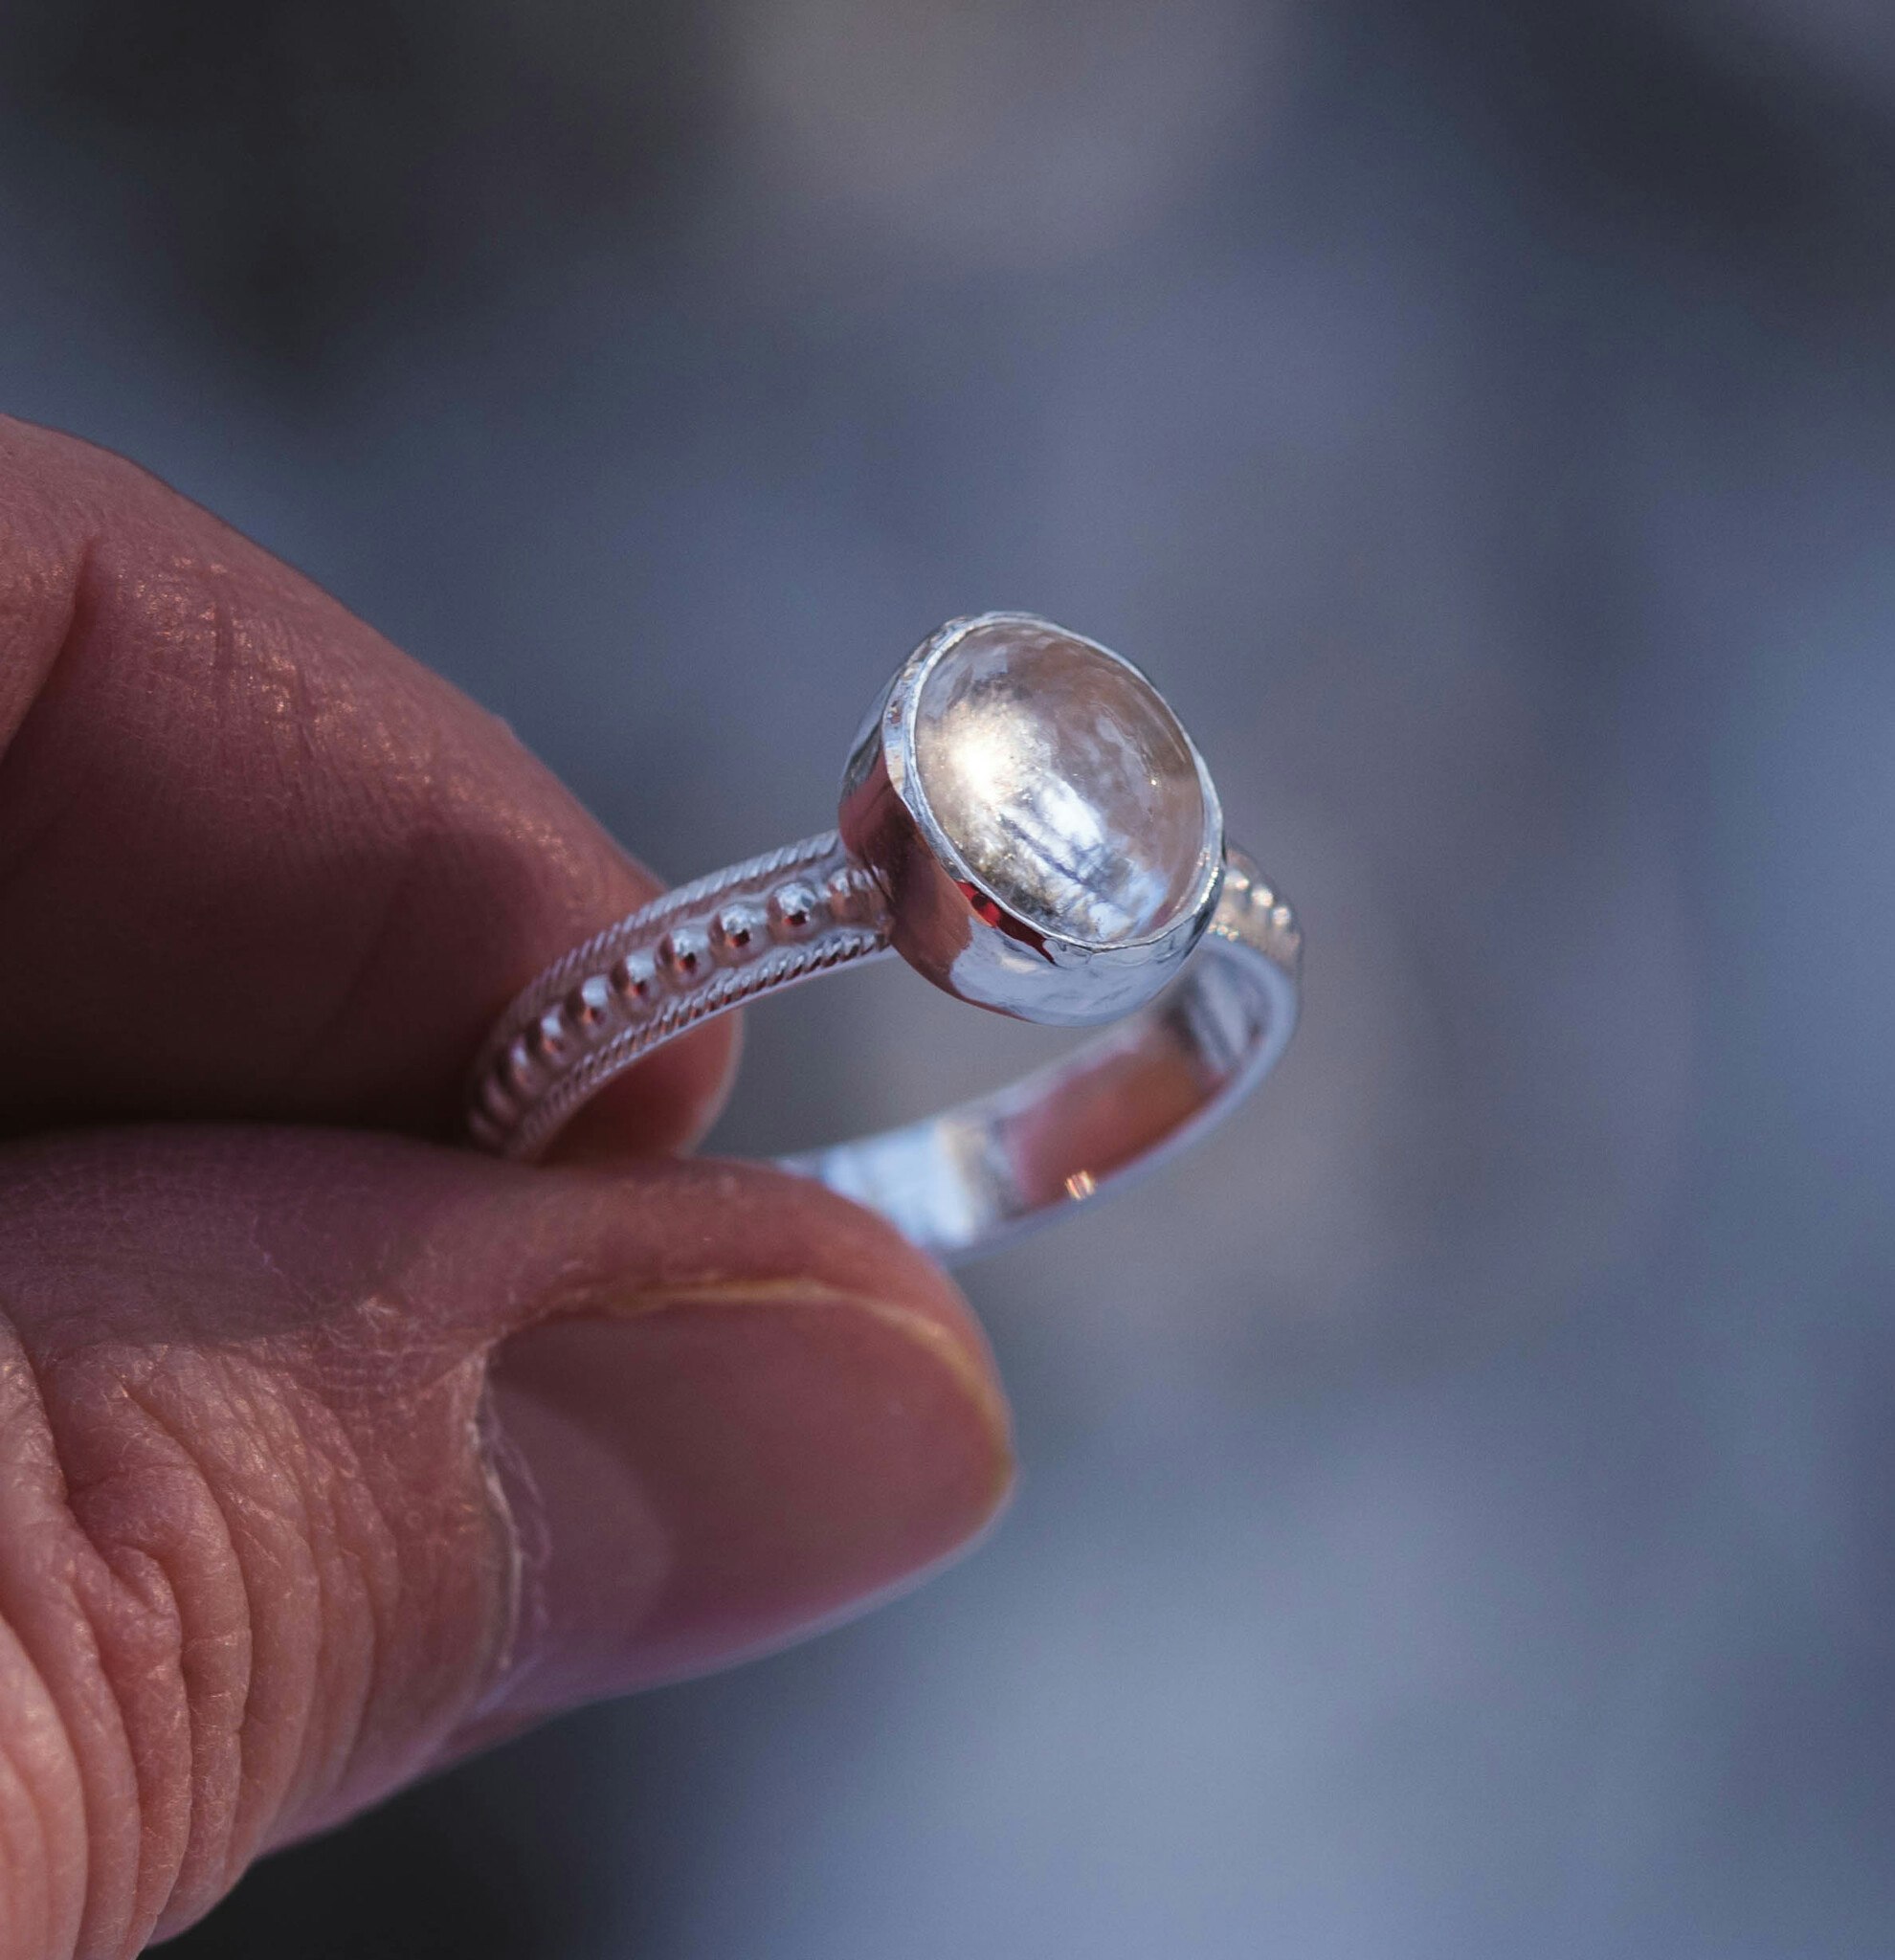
[911,619,1209,946]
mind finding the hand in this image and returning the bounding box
[0,417,1012,1959]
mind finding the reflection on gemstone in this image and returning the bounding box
[912,618,1210,946]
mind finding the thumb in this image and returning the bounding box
[0,1125,1010,1959]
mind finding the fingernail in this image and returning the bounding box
[479,1281,1013,1718]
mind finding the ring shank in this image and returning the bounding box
[466,834,1298,1263]
[777,910,1295,1258]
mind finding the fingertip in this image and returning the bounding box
[475,1165,1013,1714]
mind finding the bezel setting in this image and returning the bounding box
[838,612,1226,1026]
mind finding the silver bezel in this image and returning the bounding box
[838,612,1226,1026]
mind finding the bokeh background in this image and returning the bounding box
[4,1,1893,1952]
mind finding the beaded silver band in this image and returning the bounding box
[466,833,890,1163]
[465,834,1299,1262]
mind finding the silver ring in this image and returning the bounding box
[465,614,1301,1262]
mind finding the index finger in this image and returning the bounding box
[0,415,732,1149]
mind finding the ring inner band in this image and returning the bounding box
[465,833,1298,1263]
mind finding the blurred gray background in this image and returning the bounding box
[4,0,1892,1952]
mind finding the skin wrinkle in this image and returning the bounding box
[234,1369,408,1869]
[249,1352,507,1848]
[0,1315,145,1960]
[271,837,422,1109]
[133,1348,419,1887]
[0,516,88,748]
[298,1433,400,1851]
[91,1544,198,1930]
[46,1361,237,1954]
[99,1373,265,1931]
[87,1554,194,1949]
[245,1383,347,1877]
[206,558,241,709]
[0,1634,67,1960]
[0,1736,36,1960]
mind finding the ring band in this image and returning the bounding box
[465,615,1302,1262]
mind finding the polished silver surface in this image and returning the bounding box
[779,850,1297,1258]
[466,615,1298,1260]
